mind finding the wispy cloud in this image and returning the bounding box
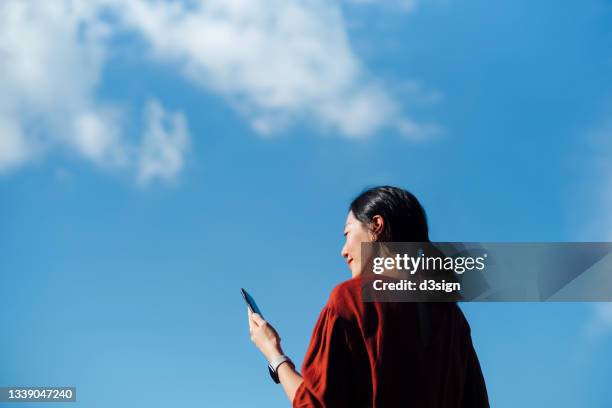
[138,100,190,185]
[0,0,438,181]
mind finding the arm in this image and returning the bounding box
[249,303,355,407]
[248,310,303,403]
[277,358,303,402]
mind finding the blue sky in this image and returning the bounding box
[1,0,612,407]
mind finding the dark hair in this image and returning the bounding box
[349,185,430,242]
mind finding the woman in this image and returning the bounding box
[248,185,489,407]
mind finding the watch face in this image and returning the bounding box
[268,365,280,384]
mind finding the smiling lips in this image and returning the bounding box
[347,258,353,265]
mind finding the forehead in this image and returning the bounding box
[344,211,358,227]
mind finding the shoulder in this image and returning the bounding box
[326,277,367,321]
[329,277,361,300]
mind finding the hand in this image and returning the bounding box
[248,308,283,362]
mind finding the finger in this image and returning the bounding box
[251,313,266,326]
[249,309,261,329]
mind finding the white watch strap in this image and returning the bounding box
[269,354,292,372]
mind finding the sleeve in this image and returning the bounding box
[292,304,354,408]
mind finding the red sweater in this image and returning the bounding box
[292,275,489,408]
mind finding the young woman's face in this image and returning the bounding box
[341,211,375,277]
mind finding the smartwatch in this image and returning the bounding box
[268,354,294,384]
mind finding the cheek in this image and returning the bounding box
[348,236,361,258]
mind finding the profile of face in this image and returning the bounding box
[341,210,383,277]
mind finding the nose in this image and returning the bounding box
[341,242,349,260]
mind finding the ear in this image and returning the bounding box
[370,215,384,240]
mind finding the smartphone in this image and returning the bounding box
[241,288,263,318]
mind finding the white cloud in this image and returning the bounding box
[0,0,192,183]
[0,1,109,169]
[113,0,424,138]
[0,0,438,180]
[138,100,190,184]
[71,109,126,166]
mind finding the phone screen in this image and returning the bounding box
[241,288,263,318]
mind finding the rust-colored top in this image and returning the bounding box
[292,275,489,408]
